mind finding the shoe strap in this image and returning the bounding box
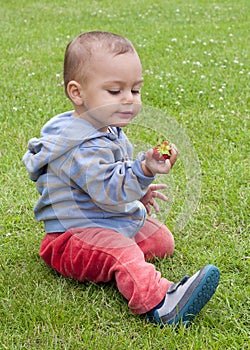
[167,276,189,294]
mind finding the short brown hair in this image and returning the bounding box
[63,31,136,97]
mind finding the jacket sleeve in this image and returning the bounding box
[55,143,155,213]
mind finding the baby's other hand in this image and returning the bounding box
[140,184,168,215]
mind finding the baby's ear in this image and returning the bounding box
[67,80,85,106]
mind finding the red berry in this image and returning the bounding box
[152,141,172,161]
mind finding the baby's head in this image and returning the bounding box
[64,31,137,98]
[63,31,142,130]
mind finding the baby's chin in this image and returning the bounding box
[110,121,132,128]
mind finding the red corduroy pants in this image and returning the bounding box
[39,218,174,314]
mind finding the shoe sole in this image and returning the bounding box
[157,264,220,326]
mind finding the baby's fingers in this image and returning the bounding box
[149,184,167,191]
[169,143,178,166]
[152,191,168,202]
[150,199,160,213]
[145,203,152,216]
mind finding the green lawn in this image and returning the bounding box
[0,0,249,349]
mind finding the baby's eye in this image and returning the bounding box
[108,90,120,95]
[131,89,140,94]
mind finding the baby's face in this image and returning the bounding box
[76,50,143,131]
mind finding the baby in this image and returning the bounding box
[23,31,220,326]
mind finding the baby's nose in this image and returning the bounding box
[121,91,134,104]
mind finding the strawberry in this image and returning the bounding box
[152,141,172,161]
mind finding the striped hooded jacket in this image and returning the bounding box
[23,111,155,238]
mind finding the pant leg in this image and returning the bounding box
[39,227,172,314]
[134,218,175,260]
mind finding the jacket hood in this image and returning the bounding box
[23,111,110,181]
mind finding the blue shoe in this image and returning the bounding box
[148,264,220,326]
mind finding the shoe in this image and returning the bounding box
[147,264,220,326]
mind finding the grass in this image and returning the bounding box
[0,0,249,349]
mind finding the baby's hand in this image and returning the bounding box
[142,143,178,176]
[140,184,168,215]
